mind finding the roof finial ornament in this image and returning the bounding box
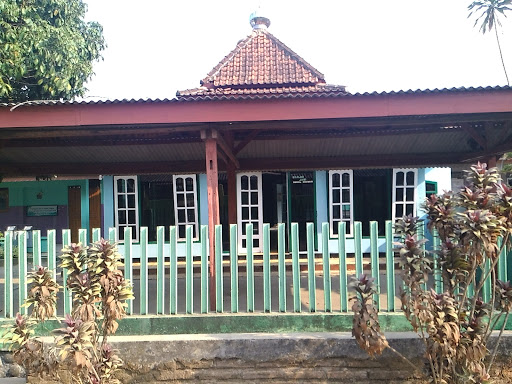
[250,7,270,30]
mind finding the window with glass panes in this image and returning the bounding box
[114,176,139,242]
[328,170,353,237]
[237,172,263,252]
[172,175,198,240]
[425,181,437,197]
[392,169,417,222]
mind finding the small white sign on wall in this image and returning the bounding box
[26,205,58,217]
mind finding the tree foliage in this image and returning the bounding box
[468,0,512,85]
[0,0,105,102]
[352,163,512,383]
[1,239,133,383]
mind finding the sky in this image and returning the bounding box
[83,0,512,100]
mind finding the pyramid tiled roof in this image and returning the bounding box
[177,26,347,101]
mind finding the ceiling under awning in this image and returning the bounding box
[1,102,511,178]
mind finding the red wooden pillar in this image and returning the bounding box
[205,137,220,311]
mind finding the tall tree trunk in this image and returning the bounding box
[495,26,510,86]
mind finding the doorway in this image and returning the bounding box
[353,169,392,236]
[68,186,81,243]
[89,180,101,241]
[262,172,288,252]
[288,171,315,251]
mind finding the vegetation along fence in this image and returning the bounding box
[1,221,512,333]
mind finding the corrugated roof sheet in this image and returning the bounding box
[1,85,511,107]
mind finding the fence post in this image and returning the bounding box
[278,223,286,312]
[140,227,148,315]
[370,221,380,309]
[354,222,363,277]
[306,223,316,312]
[339,222,348,312]
[108,227,116,244]
[4,231,13,317]
[246,223,255,312]
[215,225,223,313]
[186,225,193,314]
[79,229,87,247]
[200,225,209,314]
[230,224,238,313]
[170,226,179,314]
[291,223,301,313]
[62,229,72,315]
[322,223,332,312]
[263,223,271,313]
[385,221,396,312]
[18,231,27,315]
[92,228,101,242]
[47,230,57,280]
[124,227,133,315]
[157,226,165,315]
[32,230,41,268]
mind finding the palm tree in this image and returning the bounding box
[468,0,512,86]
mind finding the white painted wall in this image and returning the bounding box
[425,167,452,194]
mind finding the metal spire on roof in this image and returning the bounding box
[250,7,270,30]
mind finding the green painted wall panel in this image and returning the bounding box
[0,179,87,207]
[314,171,327,252]
[102,176,115,236]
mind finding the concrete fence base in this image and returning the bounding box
[4,332,512,383]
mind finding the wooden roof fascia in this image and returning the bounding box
[2,91,512,129]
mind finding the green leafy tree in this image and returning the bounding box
[0,0,105,102]
[468,0,512,86]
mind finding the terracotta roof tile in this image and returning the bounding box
[177,84,348,101]
[177,28,345,101]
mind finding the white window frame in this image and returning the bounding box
[114,176,139,242]
[237,172,263,253]
[328,170,354,237]
[172,174,199,241]
[392,168,418,223]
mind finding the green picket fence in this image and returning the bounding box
[1,221,510,319]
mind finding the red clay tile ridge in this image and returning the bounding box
[177,12,347,101]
